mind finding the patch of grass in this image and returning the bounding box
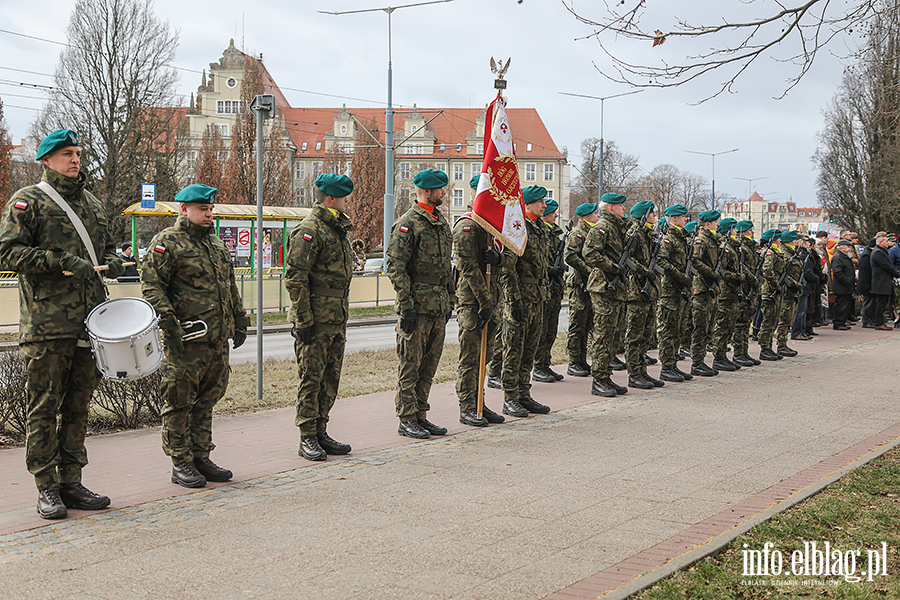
[244,304,397,327]
[633,446,900,599]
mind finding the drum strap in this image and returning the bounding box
[37,182,100,269]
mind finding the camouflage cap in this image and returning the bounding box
[315,173,354,198]
[600,192,626,204]
[522,185,548,204]
[543,199,559,215]
[662,204,687,217]
[175,184,218,204]
[630,200,655,219]
[575,202,598,216]
[36,129,79,161]
[414,169,449,189]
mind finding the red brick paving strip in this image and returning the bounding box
[544,421,900,599]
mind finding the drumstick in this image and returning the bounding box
[63,262,136,276]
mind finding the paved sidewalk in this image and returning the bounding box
[1,325,899,599]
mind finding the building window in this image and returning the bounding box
[434,163,446,173]
[226,77,237,89]
[315,142,322,151]
[453,163,464,181]
[476,143,484,154]
[312,161,322,177]
[215,124,229,137]
[543,163,555,182]
[411,125,418,133]
[471,163,479,179]
[525,163,536,182]
[301,142,308,152]
[216,100,241,114]
[340,124,348,135]
[185,151,197,170]
[453,189,463,207]
[338,143,354,154]
[400,162,410,180]
[298,188,306,203]
[526,142,533,152]
[294,161,305,180]
[405,144,423,155]
[546,190,554,201]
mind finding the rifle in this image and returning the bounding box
[750,239,768,306]
[766,246,801,302]
[607,213,649,293]
[710,236,729,293]
[737,239,745,301]
[641,220,668,299]
[550,219,574,285]
[681,226,701,299]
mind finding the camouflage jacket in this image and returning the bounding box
[386,204,454,315]
[716,236,743,299]
[501,214,551,306]
[760,244,786,298]
[565,218,593,290]
[584,211,627,301]
[624,223,658,303]
[691,227,720,295]
[285,204,354,329]
[142,216,247,345]
[0,168,117,343]
[546,222,566,293]
[780,244,804,294]
[453,215,513,309]
[740,235,759,291]
[657,224,690,298]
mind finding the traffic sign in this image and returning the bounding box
[140,183,156,209]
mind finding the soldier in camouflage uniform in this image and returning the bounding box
[757,231,787,361]
[656,205,694,383]
[386,169,455,439]
[142,184,249,488]
[0,130,125,519]
[731,221,761,367]
[533,199,568,383]
[775,231,804,357]
[583,192,630,398]
[500,185,553,417]
[453,210,510,427]
[709,218,744,372]
[689,210,722,377]
[678,220,700,358]
[285,174,355,461]
[565,202,599,377]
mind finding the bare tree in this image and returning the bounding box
[193,124,225,190]
[0,99,11,203]
[35,0,180,240]
[222,57,263,204]
[261,115,293,207]
[644,163,680,211]
[349,117,385,250]
[564,0,880,100]
[678,170,709,215]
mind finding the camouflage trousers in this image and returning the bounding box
[893,283,900,317]
[625,300,653,375]
[567,286,593,364]
[757,295,782,350]
[502,303,544,402]
[615,304,627,355]
[395,314,446,421]
[160,341,230,465]
[21,340,102,491]
[488,319,504,378]
[731,297,755,356]
[456,305,499,412]
[680,299,694,352]
[711,294,739,359]
[534,285,563,369]
[690,291,718,363]
[657,296,687,369]
[777,295,800,347]
[295,323,347,436]
[589,293,624,379]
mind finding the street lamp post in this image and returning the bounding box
[559,90,643,201]
[685,148,738,210]
[319,0,453,255]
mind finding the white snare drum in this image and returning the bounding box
[85,297,163,380]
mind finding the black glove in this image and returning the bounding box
[482,248,502,266]
[477,306,492,329]
[106,257,126,279]
[59,252,95,280]
[511,305,526,322]
[399,308,418,334]
[232,329,247,349]
[164,331,185,355]
[549,266,563,280]
[160,316,185,354]
[292,324,313,344]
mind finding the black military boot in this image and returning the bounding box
[487,375,502,389]
[548,367,564,381]
[679,348,691,360]
[37,487,67,520]
[459,409,489,427]
[172,462,207,488]
[675,366,694,380]
[299,436,327,461]
[644,373,664,387]
[418,417,447,436]
[567,362,591,377]
[712,357,737,372]
[519,397,551,414]
[398,419,430,439]
[690,362,717,377]
[605,377,628,395]
[59,482,111,510]
[193,456,233,482]
[532,367,557,383]
[482,405,505,424]
[777,345,798,357]
[732,354,755,368]
[659,367,684,383]
[628,373,654,390]
[502,398,529,417]
[591,377,617,397]
[644,355,658,365]
[317,430,351,455]
[610,356,626,371]
[759,348,781,361]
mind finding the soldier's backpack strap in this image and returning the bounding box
[36,181,100,269]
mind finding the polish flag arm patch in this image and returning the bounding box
[399,226,409,233]
[154,244,166,253]
[13,200,27,210]
[302,233,313,242]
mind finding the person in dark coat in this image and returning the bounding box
[869,234,900,330]
[791,242,819,340]
[831,240,856,330]
[857,238,876,327]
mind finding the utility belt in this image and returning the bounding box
[520,276,547,285]
[410,274,452,286]
[310,285,350,298]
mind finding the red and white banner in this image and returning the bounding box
[471,94,527,256]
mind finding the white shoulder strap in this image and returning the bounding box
[36,181,100,268]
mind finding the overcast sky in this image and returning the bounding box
[1,0,855,207]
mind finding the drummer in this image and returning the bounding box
[0,129,125,519]
[141,184,249,488]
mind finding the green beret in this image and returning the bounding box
[685,221,698,233]
[175,184,217,204]
[36,129,79,161]
[522,185,548,204]
[659,217,667,227]
[469,174,480,191]
[600,192,626,204]
[630,200,655,219]
[761,229,777,241]
[575,202,598,216]
[698,210,721,223]
[780,230,799,243]
[414,169,449,189]
[543,199,559,215]
[717,218,737,233]
[772,230,783,241]
[735,220,754,232]
[315,173,354,198]
[663,204,687,217]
